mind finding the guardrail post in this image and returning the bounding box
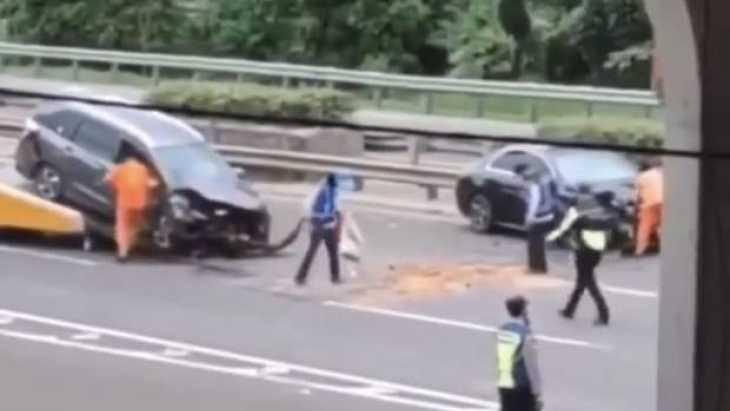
[191,70,201,81]
[32,57,41,77]
[71,60,80,81]
[425,185,438,201]
[408,136,424,165]
[151,65,160,86]
[236,73,244,83]
[282,77,290,88]
[529,101,539,123]
[475,96,486,118]
[110,62,119,81]
[422,93,435,114]
[586,102,595,118]
[373,88,383,109]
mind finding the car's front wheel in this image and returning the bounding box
[152,214,176,251]
[34,164,63,201]
[469,193,493,233]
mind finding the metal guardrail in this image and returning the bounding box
[0,116,461,200]
[0,42,661,122]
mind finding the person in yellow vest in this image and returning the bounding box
[105,156,159,262]
[547,190,618,326]
[497,296,543,411]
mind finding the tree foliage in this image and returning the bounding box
[0,0,654,87]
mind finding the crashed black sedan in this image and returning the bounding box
[15,101,270,253]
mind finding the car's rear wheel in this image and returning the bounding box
[469,193,493,233]
[34,164,63,201]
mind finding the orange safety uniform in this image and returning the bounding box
[107,159,158,259]
[635,167,664,255]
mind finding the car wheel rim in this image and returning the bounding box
[36,168,61,199]
[470,196,491,231]
[153,216,173,250]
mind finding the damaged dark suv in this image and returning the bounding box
[15,101,270,253]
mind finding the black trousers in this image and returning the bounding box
[499,388,537,411]
[527,221,552,273]
[564,248,609,322]
[296,225,340,283]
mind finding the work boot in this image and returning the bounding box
[331,277,343,285]
[294,277,307,287]
[594,318,610,327]
[558,309,573,320]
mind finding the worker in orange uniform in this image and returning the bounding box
[634,158,664,256]
[105,156,159,262]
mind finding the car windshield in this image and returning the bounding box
[553,150,637,185]
[153,143,235,186]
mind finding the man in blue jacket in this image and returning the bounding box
[497,296,543,411]
[296,173,341,286]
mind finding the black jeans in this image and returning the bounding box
[296,225,340,283]
[564,248,609,322]
[527,221,552,273]
[499,388,537,411]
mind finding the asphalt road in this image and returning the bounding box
[0,182,660,411]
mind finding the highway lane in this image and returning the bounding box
[0,194,659,411]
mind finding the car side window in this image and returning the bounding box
[36,110,82,140]
[72,120,122,162]
[523,154,551,177]
[490,151,528,172]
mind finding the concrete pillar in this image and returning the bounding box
[644,0,730,410]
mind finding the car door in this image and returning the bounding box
[65,117,121,216]
[33,110,83,184]
[485,150,531,225]
[513,153,553,226]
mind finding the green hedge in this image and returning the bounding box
[537,116,664,148]
[144,81,357,120]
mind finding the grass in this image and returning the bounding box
[0,62,658,124]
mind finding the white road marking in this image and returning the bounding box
[71,332,100,341]
[0,245,97,267]
[0,315,14,325]
[162,348,190,358]
[0,307,498,411]
[553,277,658,299]
[601,285,658,299]
[261,364,291,375]
[324,301,611,351]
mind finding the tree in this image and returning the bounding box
[498,0,531,77]
[0,0,184,51]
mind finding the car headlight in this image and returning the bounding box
[168,194,191,220]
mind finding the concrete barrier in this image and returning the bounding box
[0,182,84,235]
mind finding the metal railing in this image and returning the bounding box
[0,115,461,200]
[0,42,661,122]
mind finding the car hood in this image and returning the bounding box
[168,175,264,211]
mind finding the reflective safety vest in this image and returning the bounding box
[497,321,531,390]
[573,207,618,252]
